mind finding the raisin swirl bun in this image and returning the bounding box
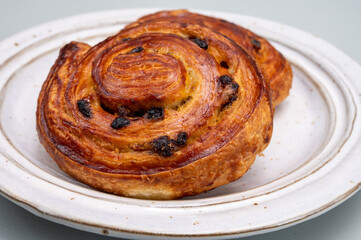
[36,17,273,199]
[126,10,292,106]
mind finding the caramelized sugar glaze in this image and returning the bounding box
[37,10,291,199]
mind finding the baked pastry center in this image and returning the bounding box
[93,49,186,112]
[36,10,292,200]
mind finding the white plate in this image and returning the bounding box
[0,9,360,239]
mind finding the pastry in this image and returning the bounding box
[127,10,293,106]
[37,12,276,199]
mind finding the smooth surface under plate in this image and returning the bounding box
[0,9,360,239]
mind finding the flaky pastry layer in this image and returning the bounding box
[36,12,277,199]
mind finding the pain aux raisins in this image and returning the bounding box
[129,46,144,54]
[146,107,164,120]
[192,38,208,50]
[77,99,92,118]
[111,116,130,129]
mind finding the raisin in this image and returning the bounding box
[251,38,261,51]
[220,61,229,69]
[77,99,92,118]
[146,107,164,119]
[122,37,131,41]
[175,132,187,146]
[130,46,144,53]
[152,136,173,157]
[192,38,208,50]
[219,75,233,85]
[111,117,130,129]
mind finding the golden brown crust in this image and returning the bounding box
[36,14,274,199]
[127,10,292,106]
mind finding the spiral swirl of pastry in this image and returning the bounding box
[36,19,273,199]
[127,10,293,106]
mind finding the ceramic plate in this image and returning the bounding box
[0,9,360,239]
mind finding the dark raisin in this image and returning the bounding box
[146,107,164,120]
[130,46,144,53]
[175,132,187,146]
[160,148,172,157]
[111,117,130,129]
[122,37,131,41]
[152,136,169,151]
[192,38,208,50]
[231,82,239,91]
[152,136,173,157]
[251,38,261,51]
[219,75,233,85]
[77,99,92,118]
[220,61,229,69]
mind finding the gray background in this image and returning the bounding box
[0,0,360,239]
